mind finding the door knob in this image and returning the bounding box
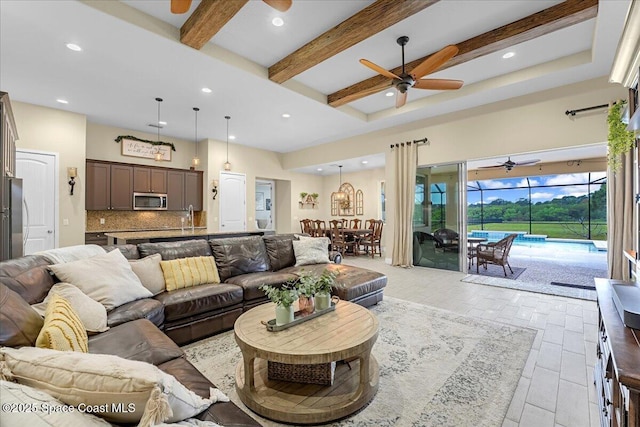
[47,230,53,234]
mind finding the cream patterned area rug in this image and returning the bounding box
[183,297,535,427]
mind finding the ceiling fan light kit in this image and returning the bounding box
[359,36,464,108]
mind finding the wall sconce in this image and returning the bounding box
[67,167,78,195]
[212,180,218,200]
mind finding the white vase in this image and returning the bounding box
[315,292,331,311]
[275,304,294,326]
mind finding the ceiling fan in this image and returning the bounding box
[480,157,541,171]
[171,0,292,14]
[359,36,464,108]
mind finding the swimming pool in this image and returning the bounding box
[468,231,604,253]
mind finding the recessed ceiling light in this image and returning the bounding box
[502,51,515,59]
[282,113,291,118]
[317,168,323,172]
[361,160,368,164]
[66,43,82,52]
[56,99,68,104]
[272,17,284,27]
[201,87,212,93]
[229,135,236,140]
[159,121,167,126]
[385,91,394,97]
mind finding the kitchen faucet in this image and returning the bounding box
[187,204,194,232]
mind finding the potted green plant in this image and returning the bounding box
[310,193,319,202]
[296,274,318,314]
[608,101,636,172]
[259,284,298,326]
[300,192,308,201]
[296,269,338,312]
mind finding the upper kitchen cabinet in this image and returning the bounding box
[133,166,167,194]
[167,170,203,211]
[86,161,133,210]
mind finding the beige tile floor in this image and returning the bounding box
[343,256,599,427]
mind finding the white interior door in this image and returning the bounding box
[16,150,57,253]
[219,171,246,232]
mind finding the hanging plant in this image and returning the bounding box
[607,102,635,171]
[115,135,176,151]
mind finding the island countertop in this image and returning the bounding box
[104,229,266,244]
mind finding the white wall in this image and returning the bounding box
[12,102,86,247]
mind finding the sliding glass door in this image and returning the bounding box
[413,162,467,271]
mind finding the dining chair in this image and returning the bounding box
[364,218,376,231]
[361,220,383,258]
[313,220,327,238]
[300,219,313,235]
[349,219,361,229]
[329,220,356,256]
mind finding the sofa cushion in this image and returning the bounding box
[0,283,44,347]
[129,254,166,295]
[293,237,330,266]
[225,271,298,301]
[107,297,165,328]
[154,283,243,323]
[35,294,88,353]
[102,244,140,259]
[35,244,106,264]
[0,380,111,426]
[281,263,387,302]
[48,249,153,311]
[158,357,262,426]
[263,234,297,271]
[138,239,212,260]
[0,255,56,304]
[160,256,220,291]
[89,319,183,366]
[31,282,109,333]
[0,346,216,425]
[209,236,270,281]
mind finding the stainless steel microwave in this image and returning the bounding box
[133,192,167,210]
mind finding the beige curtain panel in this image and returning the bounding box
[607,149,635,280]
[392,143,418,267]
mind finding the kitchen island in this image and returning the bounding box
[104,229,265,244]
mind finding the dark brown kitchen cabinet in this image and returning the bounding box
[167,170,203,211]
[133,167,167,193]
[86,161,132,210]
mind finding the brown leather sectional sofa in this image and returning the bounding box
[0,234,387,426]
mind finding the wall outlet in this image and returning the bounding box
[63,219,69,226]
[99,218,105,225]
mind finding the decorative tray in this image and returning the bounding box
[263,298,339,332]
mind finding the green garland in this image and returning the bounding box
[114,135,176,151]
[607,101,635,171]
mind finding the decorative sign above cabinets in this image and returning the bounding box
[121,138,172,161]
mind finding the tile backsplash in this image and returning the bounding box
[86,210,206,232]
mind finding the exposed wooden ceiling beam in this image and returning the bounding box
[180,0,248,50]
[328,0,598,108]
[268,0,439,84]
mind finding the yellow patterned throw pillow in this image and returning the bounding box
[35,294,88,352]
[160,256,220,291]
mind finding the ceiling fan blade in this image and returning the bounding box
[478,165,505,169]
[263,0,292,12]
[359,59,401,80]
[515,159,541,166]
[171,0,192,14]
[414,78,464,91]
[410,45,459,80]
[395,91,407,108]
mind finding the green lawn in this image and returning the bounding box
[468,222,607,240]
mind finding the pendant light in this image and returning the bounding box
[334,165,347,201]
[154,97,163,162]
[224,115,231,171]
[191,107,200,169]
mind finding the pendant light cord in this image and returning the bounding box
[193,107,199,158]
[225,115,230,163]
[156,97,162,144]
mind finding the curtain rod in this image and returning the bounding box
[565,102,616,117]
[390,137,429,149]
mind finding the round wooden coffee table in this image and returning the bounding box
[234,300,379,424]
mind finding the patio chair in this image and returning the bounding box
[433,228,459,252]
[476,233,518,277]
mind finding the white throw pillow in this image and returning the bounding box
[0,346,225,426]
[48,249,153,311]
[129,254,166,296]
[31,283,109,333]
[0,380,111,426]
[35,244,106,264]
[293,237,331,266]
